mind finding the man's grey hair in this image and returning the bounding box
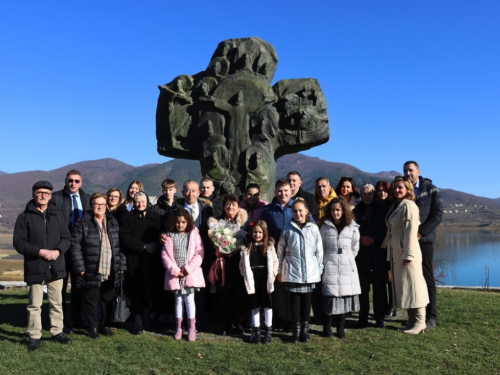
[361,183,375,192]
[183,180,199,191]
[315,177,330,185]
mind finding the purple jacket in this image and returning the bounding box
[161,227,205,290]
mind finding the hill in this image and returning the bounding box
[0,171,7,176]
[0,154,499,229]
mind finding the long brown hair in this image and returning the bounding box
[125,180,145,204]
[325,196,355,226]
[247,220,270,255]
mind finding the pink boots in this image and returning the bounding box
[174,317,196,341]
[188,318,196,342]
[174,318,183,340]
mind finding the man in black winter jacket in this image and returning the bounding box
[13,181,72,351]
[404,161,443,330]
[353,184,389,328]
[51,169,91,331]
[199,177,224,218]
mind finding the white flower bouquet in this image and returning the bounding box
[208,220,247,255]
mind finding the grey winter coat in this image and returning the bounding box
[277,221,323,284]
[320,219,361,297]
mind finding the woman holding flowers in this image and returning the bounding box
[206,194,249,335]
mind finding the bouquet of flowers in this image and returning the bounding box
[208,220,247,255]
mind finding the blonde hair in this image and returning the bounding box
[390,177,415,201]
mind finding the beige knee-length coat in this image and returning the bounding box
[383,199,429,309]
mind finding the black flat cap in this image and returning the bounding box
[32,180,53,191]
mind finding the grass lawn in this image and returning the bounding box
[0,288,498,374]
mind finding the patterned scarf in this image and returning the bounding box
[97,217,112,281]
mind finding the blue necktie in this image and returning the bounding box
[72,194,80,229]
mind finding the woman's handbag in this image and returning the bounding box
[112,273,131,323]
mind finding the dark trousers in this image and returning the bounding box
[358,271,387,322]
[290,292,312,324]
[216,286,246,330]
[420,241,437,320]
[311,281,324,322]
[62,255,85,328]
[83,279,115,330]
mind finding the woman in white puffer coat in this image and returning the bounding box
[320,196,361,339]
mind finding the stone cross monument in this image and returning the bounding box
[156,37,330,201]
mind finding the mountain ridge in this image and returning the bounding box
[0,154,498,229]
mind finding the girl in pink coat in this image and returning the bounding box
[161,209,205,341]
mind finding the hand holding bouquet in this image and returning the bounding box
[208,220,247,255]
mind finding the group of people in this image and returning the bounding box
[13,160,443,351]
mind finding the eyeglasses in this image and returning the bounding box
[68,179,81,184]
[93,203,106,207]
[35,191,51,197]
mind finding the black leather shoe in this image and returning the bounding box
[53,332,72,345]
[426,318,437,330]
[89,328,100,339]
[233,323,245,335]
[100,326,115,336]
[63,326,73,335]
[385,307,397,319]
[28,338,40,351]
[130,326,143,335]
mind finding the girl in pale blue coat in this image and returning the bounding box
[277,198,323,344]
[320,197,361,339]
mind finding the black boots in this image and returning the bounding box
[292,323,301,344]
[323,315,333,337]
[250,326,262,344]
[263,326,272,345]
[336,314,345,339]
[300,321,310,342]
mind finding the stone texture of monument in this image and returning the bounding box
[156,37,330,201]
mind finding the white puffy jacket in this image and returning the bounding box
[320,219,361,297]
[277,221,323,284]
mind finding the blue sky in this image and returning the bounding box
[1,1,499,198]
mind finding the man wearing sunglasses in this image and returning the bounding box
[51,170,91,333]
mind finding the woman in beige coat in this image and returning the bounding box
[383,177,429,334]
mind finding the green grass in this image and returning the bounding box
[0,288,499,374]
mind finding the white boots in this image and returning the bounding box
[404,307,426,335]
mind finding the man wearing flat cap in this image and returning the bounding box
[13,181,72,351]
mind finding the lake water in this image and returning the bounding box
[437,232,500,287]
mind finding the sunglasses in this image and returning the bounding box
[68,179,81,183]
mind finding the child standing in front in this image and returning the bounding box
[277,198,323,343]
[239,220,278,344]
[161,209,205,341]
